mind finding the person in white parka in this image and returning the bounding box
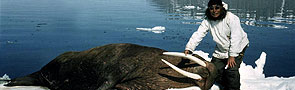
[184,0,249,90]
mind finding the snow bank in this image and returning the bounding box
[0,74,10,81]
[240,52,295,90]
[0,83,49,90]
[168,51,295,90]
[183,6,196,10]
[0,74,49,90]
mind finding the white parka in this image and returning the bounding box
[185,12,249,59]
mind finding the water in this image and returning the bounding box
[0,0,294,78]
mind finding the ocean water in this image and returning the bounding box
[0,0,294,79]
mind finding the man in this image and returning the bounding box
[184,0,249,90]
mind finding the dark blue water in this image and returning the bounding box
[1,0,294,78]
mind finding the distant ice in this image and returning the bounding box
[6,40,18,44]
[181,2,228,12]
[1,52,295,90]
[272,24,288,29]
[183,6,196,10]
[136,26,165,33]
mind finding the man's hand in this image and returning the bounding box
[227,56,236,68]
[184,50,190,56]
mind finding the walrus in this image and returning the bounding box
[5,43,217,90]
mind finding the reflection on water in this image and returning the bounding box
[148,0,295,77]
[149,0,295,29]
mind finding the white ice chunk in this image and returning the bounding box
[183,6,195,9]
[0,74,11,81]
[136,26,165,33]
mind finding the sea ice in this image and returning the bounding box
[0,74,49,90]
[168,51,295,90]
[136,26,165,33]
[183,6,196,10]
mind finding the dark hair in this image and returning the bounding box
[205,6,227,21]
[208,0,223,7]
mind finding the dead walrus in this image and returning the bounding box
[5,43,217,90]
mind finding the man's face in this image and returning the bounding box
[209,5,222,18]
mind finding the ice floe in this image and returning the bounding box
[183,6,196,10]
[136,26,165,33]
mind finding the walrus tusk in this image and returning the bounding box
[161,59,202,80]
[163,52,206,67]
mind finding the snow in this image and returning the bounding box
[0,84,49,90]
[1,52,295,90]
[239,52,295,90]
[0,74,49,90]
[0,74,10,81]
[168,51,295,90]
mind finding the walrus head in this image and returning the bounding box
[162,52,217,90]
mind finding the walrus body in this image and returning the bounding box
[6,43,217,90]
